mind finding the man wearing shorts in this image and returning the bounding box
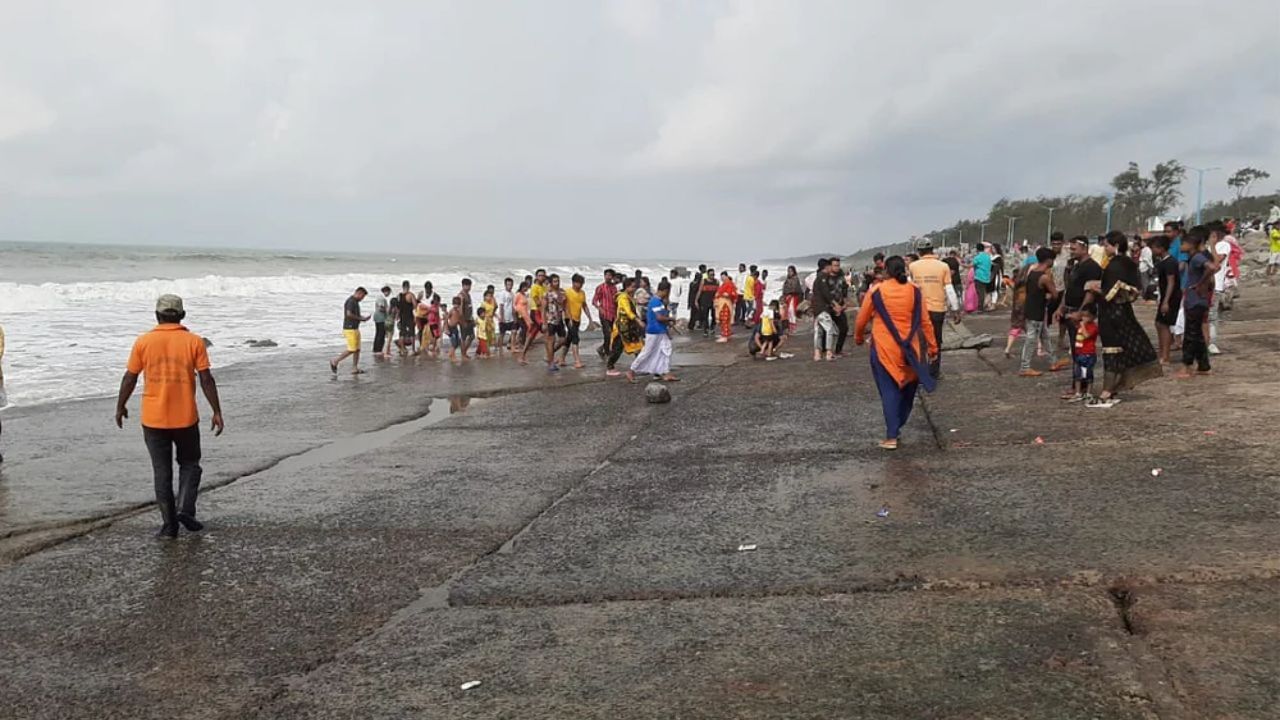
[456,278,476,360]
[560,273,593,369]
[497,276,517,352]
[331,287,369,375]
[542,273,568,371]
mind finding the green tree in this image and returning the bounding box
[1111,162,1153,229]
[1151,160,1185,215]
[1227,167,1271,211]
[1110,160,1184,229]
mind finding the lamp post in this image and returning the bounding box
[1187,165,1220,225]
[1105,193,1114,234]
[1006,216,1019,246]
[1042,206,1057,245]
[979,222,989,247]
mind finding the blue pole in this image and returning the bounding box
[1195,169,1204,225]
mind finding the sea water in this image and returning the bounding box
[0,242,793,408]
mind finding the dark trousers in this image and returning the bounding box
[928,310,946,377]
[1182,305,1211,371]
[734,299,747,324]
[871,349,918,440]
[832,310,849,353]
[373,322,388,353]
[143,424,202,528]
[598,318,614,355]
[697,300,715,331]
[607,332,624,370]
[974,281,987,310]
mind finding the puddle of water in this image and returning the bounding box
[270,395,486,474]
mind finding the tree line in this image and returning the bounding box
[846,162,1275,267]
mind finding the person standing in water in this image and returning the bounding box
[115,295,224,538]
[331,287,370,375]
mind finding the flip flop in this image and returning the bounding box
[661,375,680,382]
[329,361,338,375]
[351,369,365,375]
[878,440,898,450]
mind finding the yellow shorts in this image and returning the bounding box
[343,329,361,352]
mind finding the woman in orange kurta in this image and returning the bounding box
[855,256,939,450]
[714,273,738,342]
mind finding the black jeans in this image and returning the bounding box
[928,310,946,377]
[1182,305,1211,371]
[143,424,202,527]
[598,318,614,355]
[373,322,388,353]
[698,300,715,331]
[832,310,849,354]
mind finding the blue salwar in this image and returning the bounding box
[870,347,918,439]
[867,287,935,440]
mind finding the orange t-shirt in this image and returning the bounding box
[126,324,211,429]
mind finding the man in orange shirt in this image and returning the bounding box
[907,241,953,378]
[115,295,224,538]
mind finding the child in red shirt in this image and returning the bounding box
[1068,305,1099,403]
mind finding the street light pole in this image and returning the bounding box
[1042,206,1057,245]
[1187,166,1220,225]
[980,223,989,247]
[1105,193,1114,234]
[1007,216,1019,246]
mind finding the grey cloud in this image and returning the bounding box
[0,0,1276,260]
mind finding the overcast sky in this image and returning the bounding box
[1,0,1276,259]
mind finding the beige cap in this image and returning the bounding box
[155,294,185,313]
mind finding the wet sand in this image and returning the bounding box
[0,297,1276,718]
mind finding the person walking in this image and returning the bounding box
[372,285,392,358]
[592,270,618,359]
[1018,248,1059,377]
[854,257,937,450]
[627,278,679,383]
[908,242,952,377]
[606,277,644,376]
[331,287,370,375]
[114,295,224,538]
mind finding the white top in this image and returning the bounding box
[1213,239,1231,292]
[671,279,689,307]
[1138,246,1154,274]
[496,290,515,323]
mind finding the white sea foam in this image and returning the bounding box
[0,246,795,408]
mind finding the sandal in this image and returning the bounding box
[878,439,898,450]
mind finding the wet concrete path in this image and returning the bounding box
[0,305,1277,718]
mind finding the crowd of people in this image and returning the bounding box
[69,210,1259,539]
[954,218,1249,408]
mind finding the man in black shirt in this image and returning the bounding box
[395,280,417,355]
[1151,235,1181,364]
[1053,238,1101,388]
[331,287,370,375]
[827,257,851,355]
[811,258,836,361]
